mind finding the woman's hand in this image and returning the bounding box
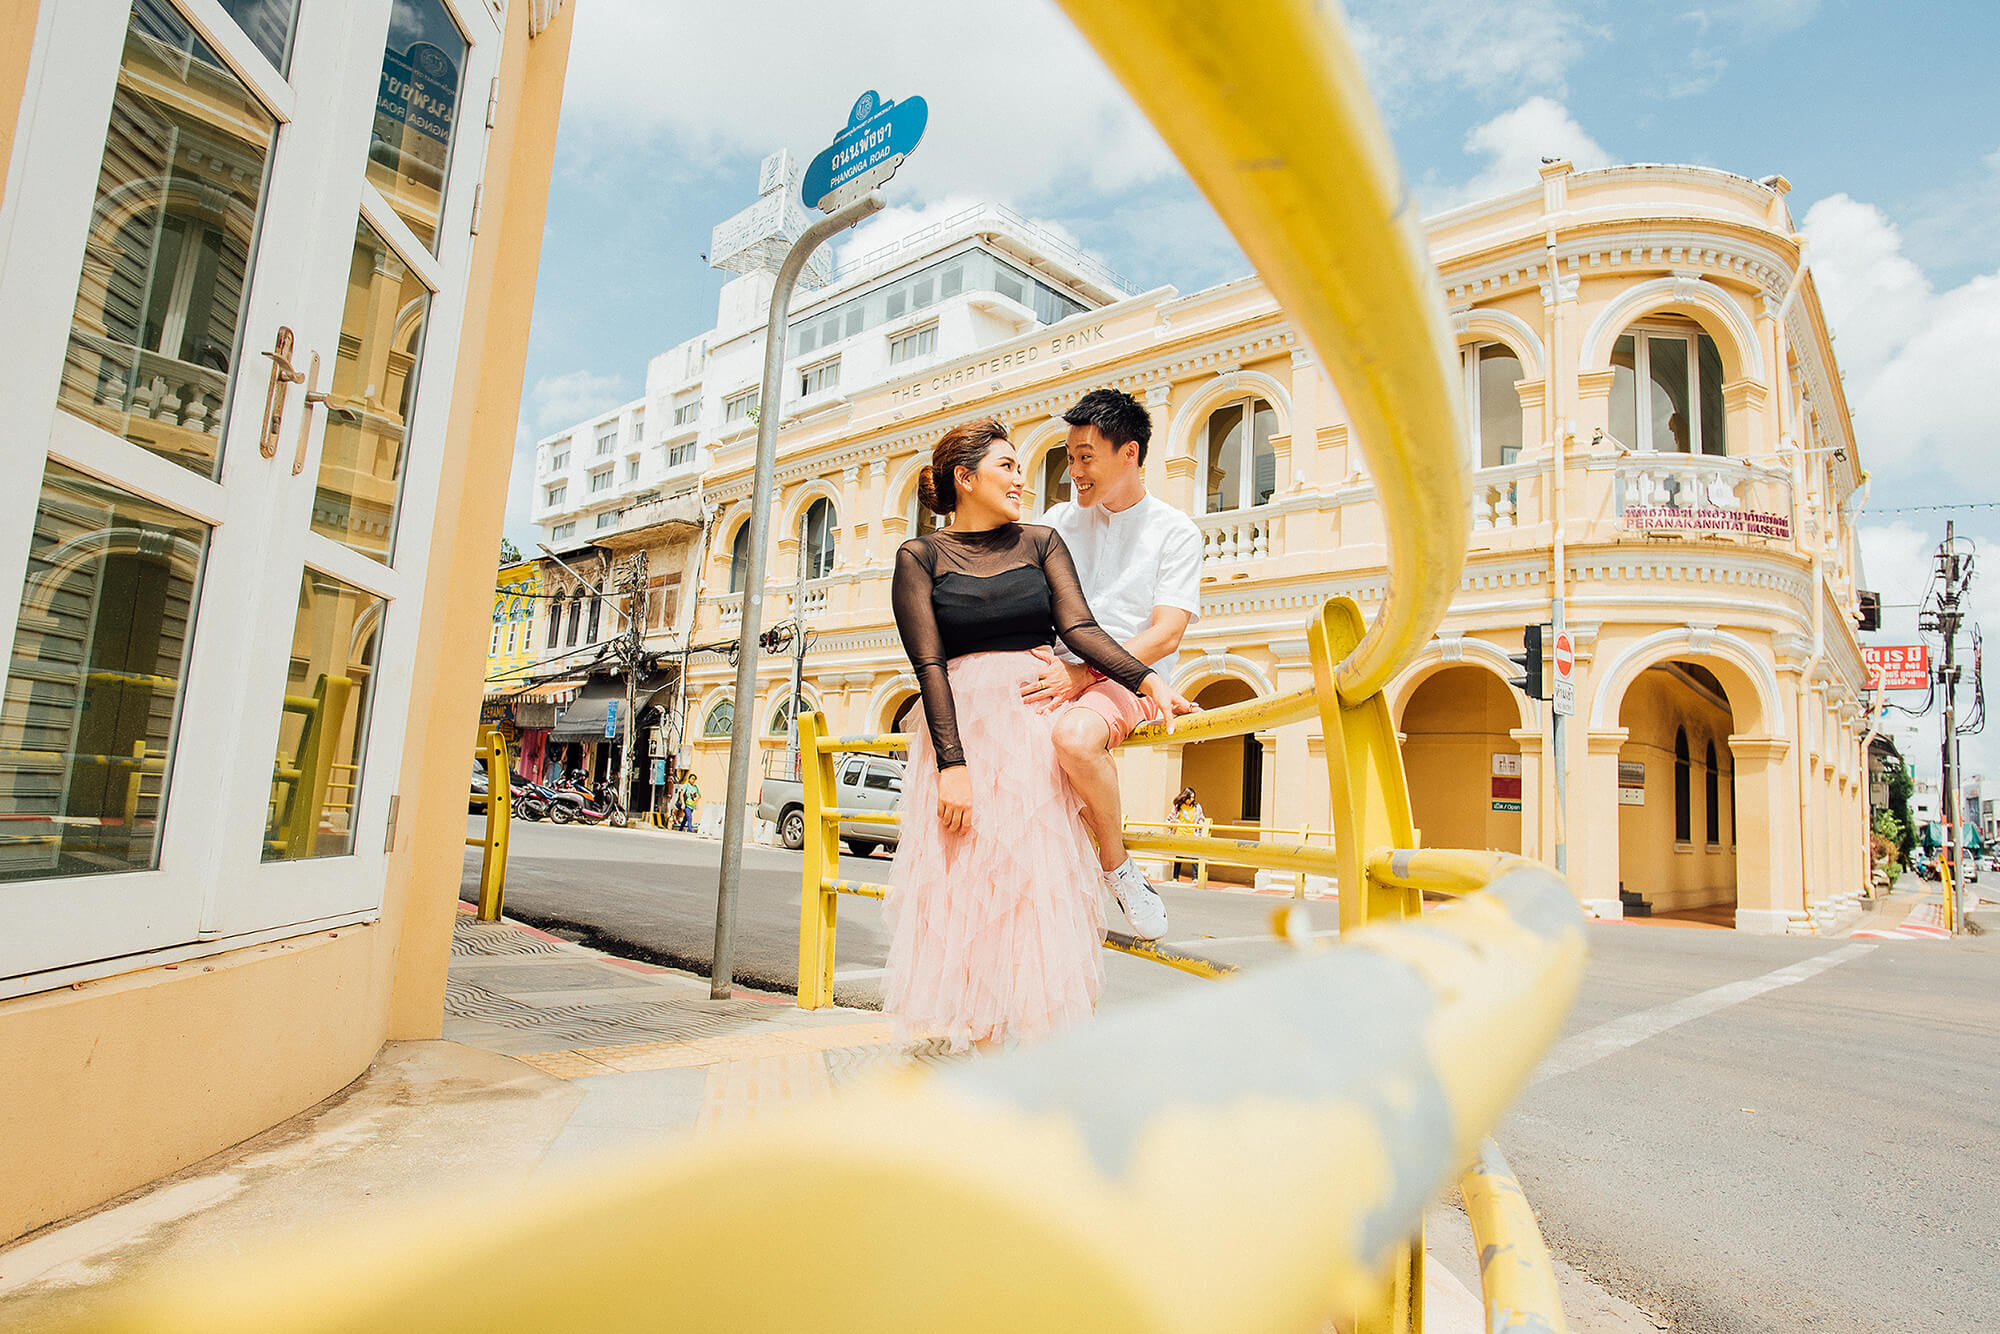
[1138,675,1200,733]
[936,764,974,835]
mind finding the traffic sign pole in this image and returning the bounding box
[711,189,888,998]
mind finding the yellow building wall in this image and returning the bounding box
[1615,669,1740,911]
[0,1,574,1242]
[1401,667,1524,855]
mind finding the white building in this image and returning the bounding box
[527,150,1132,560]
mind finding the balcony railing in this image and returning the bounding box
[1609,453,1794,539]
[1198,508,1272,563]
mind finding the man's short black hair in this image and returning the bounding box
[1062,387,1153,464]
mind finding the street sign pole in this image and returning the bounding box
[710,190,887,998]
[1550,617,1571,875]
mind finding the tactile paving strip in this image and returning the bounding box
[444,979,782,1047]
[822,1037,971,1089]
[448,920,567,958]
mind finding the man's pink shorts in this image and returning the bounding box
[1064,678,1157,747]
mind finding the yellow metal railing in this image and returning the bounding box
[466,727,512,922]
[1126,818,1335,894]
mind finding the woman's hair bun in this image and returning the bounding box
[916,463,952,515]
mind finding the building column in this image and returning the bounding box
[1511,726,1544,863]
[1730,735,1800,932]
[1581,728,1629,916]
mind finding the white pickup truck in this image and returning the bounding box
[757,752,905,855]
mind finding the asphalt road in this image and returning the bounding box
[465,823,2000,1331]
[1499,918,2000,1333]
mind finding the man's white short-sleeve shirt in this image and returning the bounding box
[1043,494,1203,679]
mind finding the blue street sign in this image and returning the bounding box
[801,90,928,212]
[604,698,618,739]
[651,758,666,787]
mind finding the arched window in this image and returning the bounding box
[546,596,561,648]
[564,594,581,647]
[803,498,835,580]
[1202,398,1277,514]
[1039,445,1071,513]
[1462,342,1524,469]
[586,593,602,643]
[1609,327,1726,455]
[703,700,734,736]
[1674,727,1692,844]
[769,694,810,736]
[728,524,750,594]
[1705,739,1721,846]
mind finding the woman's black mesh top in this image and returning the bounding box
[892,523,1155,770]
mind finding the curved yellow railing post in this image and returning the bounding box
[1050,0,1469,703]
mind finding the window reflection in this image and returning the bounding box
[214,0,300,71]
[1203,398,1277,512]
[311,219,430,563]
[803,499,835,580]
[0,464,207,882]
[61,3,278,478]
[368,0,468,250]
[1039,445,1070,512]
[263,571,382,861]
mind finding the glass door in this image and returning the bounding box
[0,0,500,984]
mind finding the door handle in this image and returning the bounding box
[259,326,304,459]
[294,351,330,476]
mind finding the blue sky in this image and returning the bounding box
[509,0,2000,784]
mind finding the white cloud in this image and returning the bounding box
[1346,0,1593,112]
[1804,194,2000,489]
[559,0,1173,208]
[1425,98,1613,213]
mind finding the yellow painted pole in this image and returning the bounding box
[1461,1140,1570,1333]
[1050,0,1468,705]
[796,710,840,1008]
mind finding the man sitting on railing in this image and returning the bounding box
[1022,388,1202,941]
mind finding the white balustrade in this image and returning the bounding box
[1472,480,1519,529]
[1199,510,1271,563]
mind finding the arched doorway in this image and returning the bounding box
[1615,660,1738,922]
[1400,665,1522,853]
[1178,678,1261,883]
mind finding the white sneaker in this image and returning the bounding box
[1105,858,1169,941]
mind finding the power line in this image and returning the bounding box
[1868,503,2000,515]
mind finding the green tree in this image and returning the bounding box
[500,537,522,563]
[1887,764,1917,862]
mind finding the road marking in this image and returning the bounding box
[1161,929,1342,949]
[1533,942,1877,1084]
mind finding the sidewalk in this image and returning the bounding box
[0,907,1643,1332]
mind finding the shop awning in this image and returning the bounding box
[484,678,583,706]
[550,676,626,743]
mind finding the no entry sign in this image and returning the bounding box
[1552,630,1575,716]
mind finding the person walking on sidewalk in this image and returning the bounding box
[885,417,1195,1052]
[1021,387,1204,941]
[1170,786,1205,881]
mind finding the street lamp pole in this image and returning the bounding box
[710,190,885,998]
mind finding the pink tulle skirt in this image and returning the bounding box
[883,650,1105,1051]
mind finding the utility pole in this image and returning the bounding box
[616,549,647,820]
[788,511,809,775]
[1925,520,1972,933]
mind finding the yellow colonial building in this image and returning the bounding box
[0,0,575,1240]
[685,161,1869,932]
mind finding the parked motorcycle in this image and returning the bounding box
[512,776,556,822]
[549,778,626,828]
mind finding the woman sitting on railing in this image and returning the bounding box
[887,418,1195,1052]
